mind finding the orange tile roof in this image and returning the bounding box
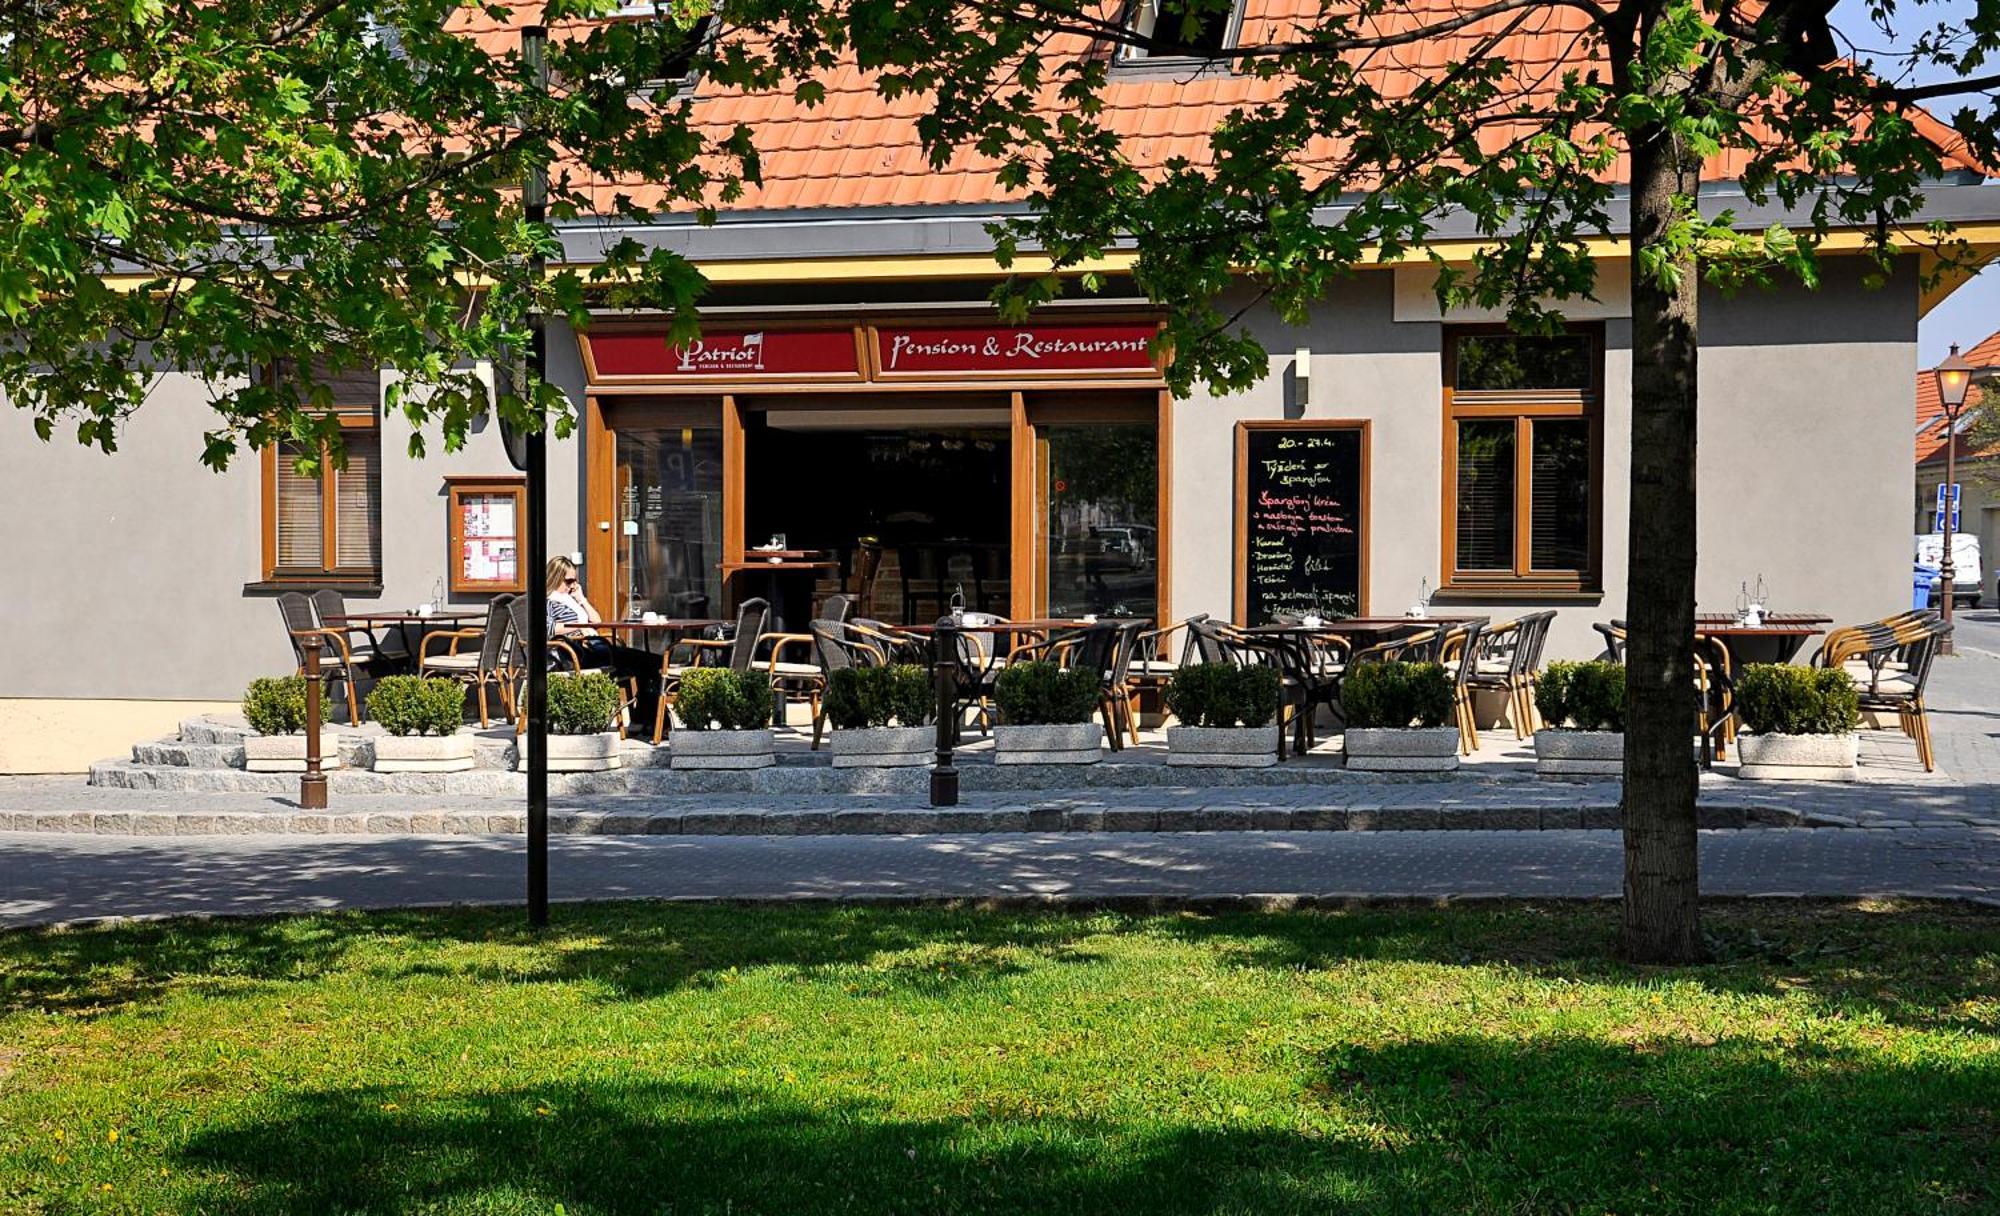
[454,2,1987,215]
[1916,328,2000,466]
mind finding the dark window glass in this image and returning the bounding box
[1454,420,1514,571]
[1529,419,1591,570]
[1454,334,1593,392]
[1046,424,1158,619]
[1128,0,1232,58]
[617,427,725,619]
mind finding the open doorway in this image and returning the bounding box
[742,398,1011,624]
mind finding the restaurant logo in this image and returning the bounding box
[675,331,766,373]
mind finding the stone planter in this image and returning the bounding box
[516,731,623,773]
[993,723,1104,765]
[1533,730,1624,777]
[242,732,344,773]
[830,725,933,769]
[1166,725,1278,768]
[1736,732,1859,781]
[371,732,476,774]
[671,728,776,771]
[1343,727,1460,772]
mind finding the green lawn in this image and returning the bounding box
[1,902,1996,1215]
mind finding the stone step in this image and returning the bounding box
[131,740,246,769]
[180,717,251,747]
[83,760,625,797]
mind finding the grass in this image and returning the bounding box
[0,901,1996,1214]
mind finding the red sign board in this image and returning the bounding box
[873,324,1160,376]
[588,329,859,379]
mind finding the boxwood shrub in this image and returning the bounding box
[675,667,775,731]
[824,665,933,730]
[547,671,625,736]
[1735,664,1860,736]
[994,661,1101,726]
[1165,663,1281,728]
[242,675,317,736]
[1341,661,1453,730]
[1533,660,1627,731]
[367,675,467,737]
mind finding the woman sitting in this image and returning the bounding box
[544,556,661,735]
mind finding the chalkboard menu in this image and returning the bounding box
[1235,423,1367,625]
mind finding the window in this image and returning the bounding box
[610,1,715,91]
[1441,328,1601,593]
[260,368,382,584]
[1119,0,1237,62]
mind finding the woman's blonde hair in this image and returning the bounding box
[545,555,579,594]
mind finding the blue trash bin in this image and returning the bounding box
[1914,562,1942,610]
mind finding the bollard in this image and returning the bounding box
[300,634,329,810]
[930,614,960,807]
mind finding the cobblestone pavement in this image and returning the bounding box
[2,826,1997,927]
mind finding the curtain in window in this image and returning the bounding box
[1454,420,1514,570]
[1529,420,1590,570]
[275,443,324,569]
[334,429,381,572]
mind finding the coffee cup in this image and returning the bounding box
[417,603,435,617]
[1081,613,1098,624]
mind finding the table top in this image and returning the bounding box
[595,618,729,632]
[325,612,484,625]
[722,560,842,573]
[1240,615,1477,637]
[900,618,1134,634]
[1694,613,1831,636]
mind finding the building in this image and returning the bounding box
[1914,328,2000,605]
[4,2,1998,771]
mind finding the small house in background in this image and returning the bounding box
[1915,329,2000,608]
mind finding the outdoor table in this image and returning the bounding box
[324,611,486,675]
[722,550,839,632]
[1238,617,1481,759]
[589,618,731,657]
[1694,613,1831,663]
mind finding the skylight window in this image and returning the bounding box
[611,2,715,91]
[1120,0,1239,62]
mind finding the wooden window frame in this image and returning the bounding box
[446,475,529,595]
[259,413,382,586]
[1438,324,1604,596]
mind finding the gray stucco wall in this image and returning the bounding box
[1,335,587,702]
[1171,260,1916,663]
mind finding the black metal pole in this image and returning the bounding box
[300,636,328,810]
[1941,405,1959,655]
[523,24,550,927]
[930,614,959,807]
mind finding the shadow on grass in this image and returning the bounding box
[1154,900,2000,1035]
[167,1037,1998,1215]
[7,901,1997,1037]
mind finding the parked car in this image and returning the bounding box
[1915,532,1983,607]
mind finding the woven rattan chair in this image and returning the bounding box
[1466,609,1556,739]
[653,598,770,744]
[418,595,517,727]
[311,588,408,670]
[1817,613,1948,771]
[278,592,364,724]
[506,595,587,739]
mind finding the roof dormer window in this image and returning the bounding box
[1119,0,1239,63]
[610,1,716,93]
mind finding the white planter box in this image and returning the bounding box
[242,732,344,773]
[517,732,624,773]
[994,723,1104,765]
[1534,730,1624,777]
[372,733,476,774]
[1343,727,1460,772]
[1166,725,1278,768]
[671,729,776,770]
[1736,732,1859,781]
[830,725,933,768]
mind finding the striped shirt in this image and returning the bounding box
[547,592,590,633]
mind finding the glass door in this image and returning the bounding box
[1036,405,1160,620]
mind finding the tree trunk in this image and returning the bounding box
[1622,122,1706,964]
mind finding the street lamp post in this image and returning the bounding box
[1933,344,1976,657]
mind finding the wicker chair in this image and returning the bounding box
[1436,618,1491,754]
[1466,610,1557,739]
[1013,622,1139,750]
[504,595,589,738]
[805,619,891,748]
[278,592,364,724]
[311,588,408,670]
[653,598,770,744]
[417,595,517,728]
[1816,613,1948,771]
